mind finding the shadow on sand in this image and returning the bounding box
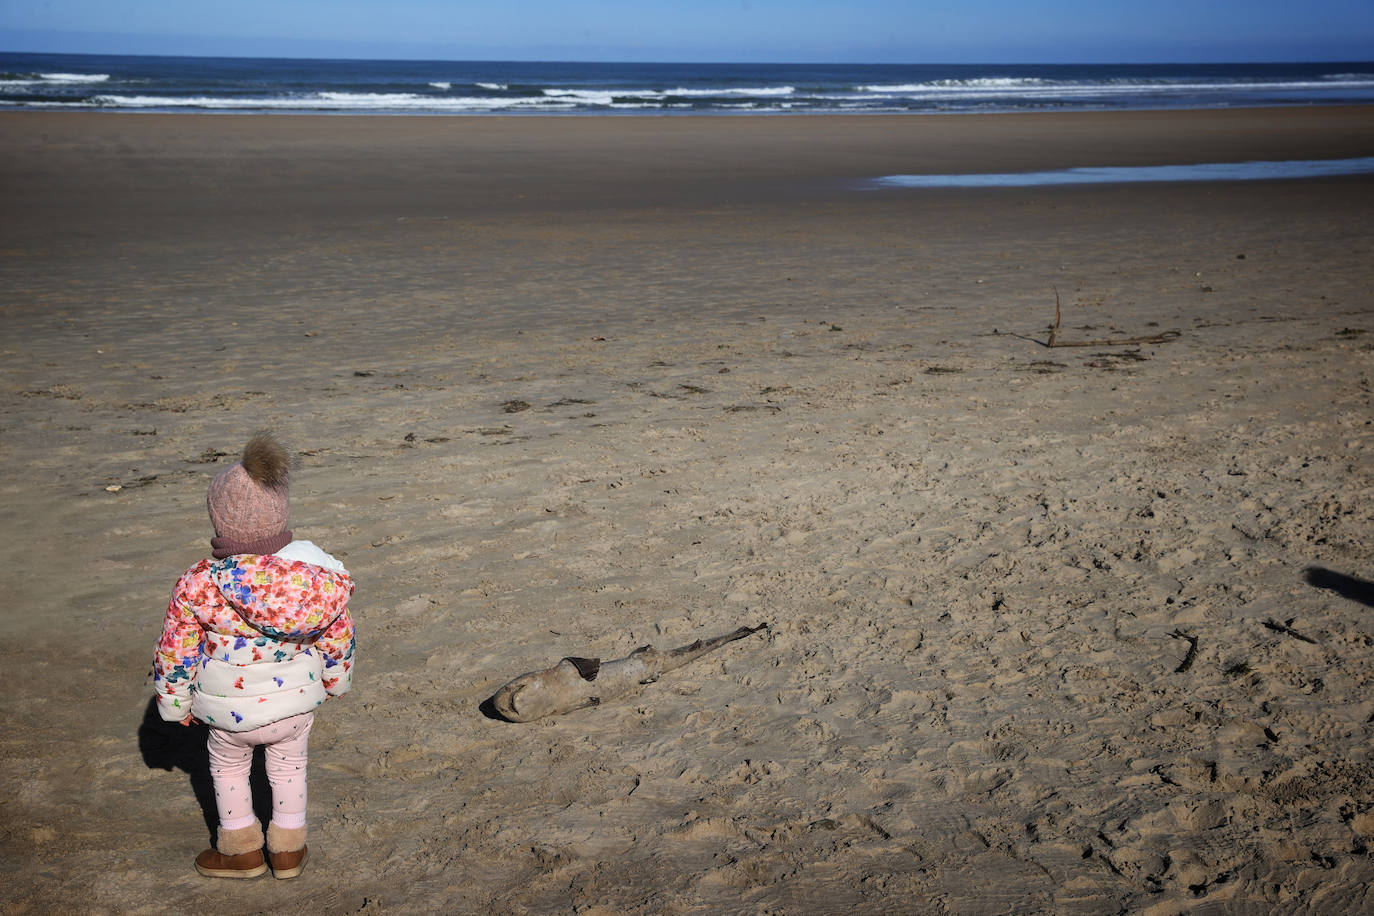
[1305,566,1374,609]
[137,697,273,843]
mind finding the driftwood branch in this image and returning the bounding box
[1263,618,1318,644]
[1044,288,1181,348]
[1169,629,1199,673]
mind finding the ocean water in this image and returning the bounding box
[3,52,1373,115]
[866,157,1374,188]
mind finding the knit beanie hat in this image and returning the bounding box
[207,433,292,559]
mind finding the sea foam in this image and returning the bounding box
[0,71,110,88]
[90,91,576,111]
[40,72,110,82]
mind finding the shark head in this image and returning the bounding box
[489,657,601,723]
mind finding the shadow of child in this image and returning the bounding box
[1305,566,1374,609]
[137,697,273,841]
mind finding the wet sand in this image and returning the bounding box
[2,107,1374,914]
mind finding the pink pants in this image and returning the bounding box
[206,712,313,831]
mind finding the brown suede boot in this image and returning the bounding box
[195,822,267,878]
[265,822,308,879]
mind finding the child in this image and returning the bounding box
[153,433,356,879]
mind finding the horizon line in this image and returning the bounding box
[5,48,1374,68]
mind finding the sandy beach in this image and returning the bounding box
[2,106,1374,914]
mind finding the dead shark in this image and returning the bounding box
[489,623,768,722]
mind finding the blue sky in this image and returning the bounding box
[3,0,1372,63]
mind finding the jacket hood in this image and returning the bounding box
[209,553,353,641]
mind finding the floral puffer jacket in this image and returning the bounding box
[154,548,355,731]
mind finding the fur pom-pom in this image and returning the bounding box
[241,433,290,488]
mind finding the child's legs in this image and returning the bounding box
[263,713,313,829]
[205,712,314,831]
[206,728,259,831]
